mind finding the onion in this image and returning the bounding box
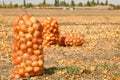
[51,37,55,40]
[32,38,37,44]
[19,37,26,42]
[30,16,37,23]
[50,21,55,26]
[46,20,51,24]
[33,67,40,72]
[18,20,24,26]
[12,54,17,59]
[16,25,21,31]
[48,26,53,31]
[33,31,40,38]
[15,74,20,78]
[18,68,25,75]
[19,31,24,37]
[28,27,35,34]
[49,33,54,37]
[27,48,33,55]
[15,35,20,40]
[25,66,33,73]
[26,41,32,47]
[25,33,32,40]
[10,74,15,79]
[47,41,53,46]
[26,59,32,66]
[38,45,43,50]
[45,36,50,40]
[20,43,27,51]
[23,53,29,60]
[33,50,41,55]
[13,46,19,52]
[42,30,46,34]
[33,44,39,50]
[24,73,30,77]
[21,25,27,32]
[30,55,39,61]
[17,50,24,56]
[38,60,43,66]
[14,57,22,65]
[20,62,26,68]
[32,61,39,67]
[33,23,40,30]
[25,21,33,27]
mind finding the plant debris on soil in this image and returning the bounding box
[0,9,120,80]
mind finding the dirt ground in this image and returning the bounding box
[0,9,120,80]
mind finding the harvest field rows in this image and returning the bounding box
[0,9,120,80]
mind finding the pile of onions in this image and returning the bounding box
[59,33,84,46]
[10,14,44,79]
[42,17,59,47]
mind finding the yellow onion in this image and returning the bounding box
[18,68,25,76]
[33,44,39,50]
[20,43,27,51]
[33,50,41,55]
[32,61,39,67]
[25,66,33,73]
[25,59,32,66]
[27,27,35,34]
[33,67,40,72]
[26,41,32,47]
[25,33,32,40]
[27,48,33,55]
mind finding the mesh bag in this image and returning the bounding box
[10,14,44,79]
[58,33,84,46]
[42,17,59,47]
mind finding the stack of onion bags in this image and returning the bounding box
[42,17,59,47]
[10,14,44,79]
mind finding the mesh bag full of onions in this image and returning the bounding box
[64,33,84,46]
[10,14,44,79]
[42,17,59,47]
